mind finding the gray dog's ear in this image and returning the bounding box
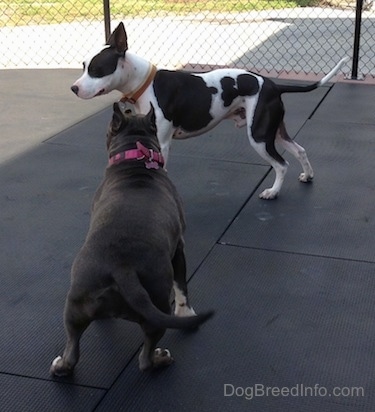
[146,103,157,134]
[107,22,128,54]
[111,102,125,132]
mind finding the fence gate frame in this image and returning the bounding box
[349,0,365,79]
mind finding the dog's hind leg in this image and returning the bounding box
[172,239,196,317]
[50,298,91,376]
[247,130,288,200]
[138,324,174,371]
[246,90,294,199]
[245,95,288,199]
[277,121,314,183]
[138,285,174,371]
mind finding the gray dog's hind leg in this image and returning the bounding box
[172,240,196,317]
[138,324,173,371]
[50,300,91,376]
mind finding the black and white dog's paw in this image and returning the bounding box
[298,172,314,183]
[259,188,279,200]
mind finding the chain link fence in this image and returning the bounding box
[1,1,374,78]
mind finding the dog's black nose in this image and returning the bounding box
[71,85,79,95]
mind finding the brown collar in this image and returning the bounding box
[120,64,157,104]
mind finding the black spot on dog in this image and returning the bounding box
[237,74,260,96]
[88,47,124,78]
[221,74,259,107]
[154,70,218,131]
[220,78,238,108]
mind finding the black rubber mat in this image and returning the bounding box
[96,245,375,412]
[312,82,375,125]
[222,119,375,263]
[3,80,373,411]
[0,69,115,163]
[168,157,267,274]
[45,107,112,150]
[1,374,105,412]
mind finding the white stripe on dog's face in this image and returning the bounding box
[71,46,124,99]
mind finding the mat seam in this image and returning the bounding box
[216,242,375,265]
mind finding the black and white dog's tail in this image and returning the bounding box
[277,57,350,94]
[113,268,214,329]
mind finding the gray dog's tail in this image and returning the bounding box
[112,268,214,329]
[276,57,349,94]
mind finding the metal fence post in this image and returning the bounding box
[103,0,111,43]
[350,0,364,79]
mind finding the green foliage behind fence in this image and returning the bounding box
[3,0,319,27]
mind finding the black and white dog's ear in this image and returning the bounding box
[107,22,128,54]
[146,104,157,135]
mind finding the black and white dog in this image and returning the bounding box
[72,22,349,199]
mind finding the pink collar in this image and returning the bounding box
[108,141,164,170]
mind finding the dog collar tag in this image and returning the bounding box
[145,161,160,170]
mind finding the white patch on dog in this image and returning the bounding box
[51,355,62,367]
[173,281,196,317]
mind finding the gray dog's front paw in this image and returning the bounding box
[139,347,174,371]
[50,356,74,377]
[153,348,174,368]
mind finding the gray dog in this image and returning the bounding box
[50,103,213,376]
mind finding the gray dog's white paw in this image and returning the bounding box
[153,347,174,368]
[50,355,73,377]
[175,304,197,317]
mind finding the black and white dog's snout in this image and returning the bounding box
[71,83,106,98]
[71,85,79,95]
